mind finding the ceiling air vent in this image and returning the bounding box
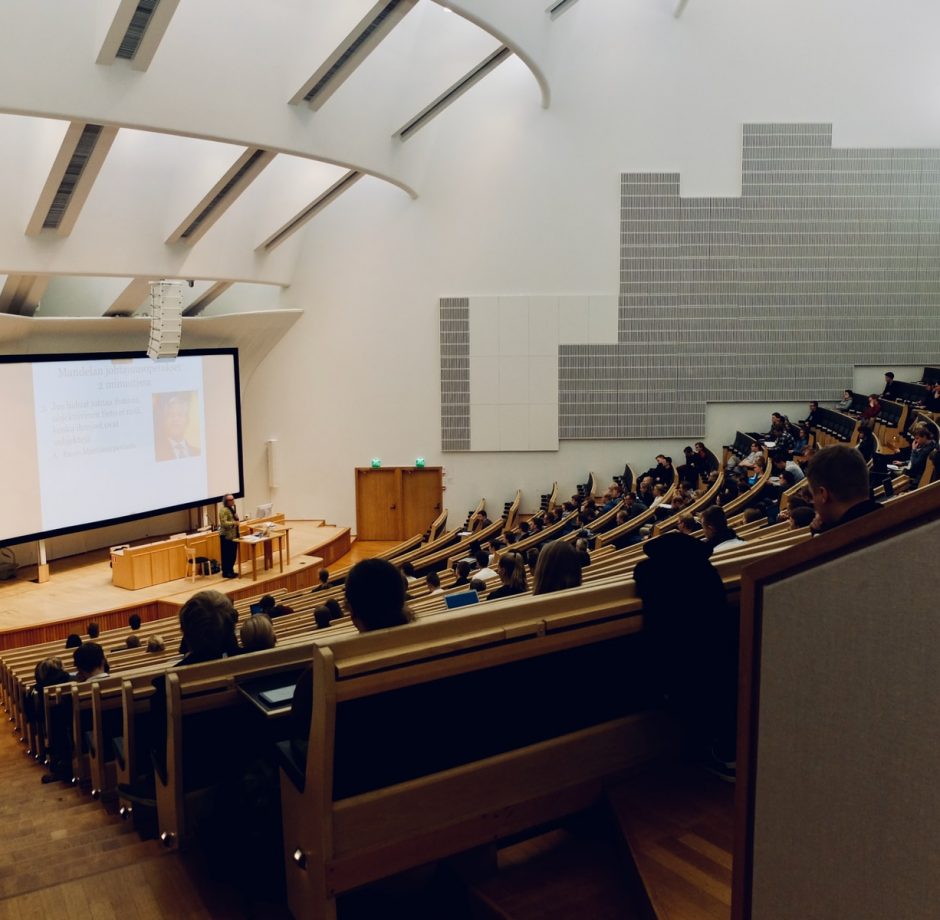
[290,0,418,111]
[27,122,118,237]
[546,0,582,19]
[257,171,363,253]
[395,46,512,141]
[116,0,161,59]
[167,148,275,246]
[43,124,102,230]
[97,0,179,71]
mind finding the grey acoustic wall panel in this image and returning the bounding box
[443,124,940,449]
[575,123,940,439]
[440,296,470,450]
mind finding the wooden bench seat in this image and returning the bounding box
[278,581,681,919]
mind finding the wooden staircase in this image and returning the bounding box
[0,727,289,918]
[608,765,734,920]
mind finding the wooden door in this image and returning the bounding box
[401,468,443,539]
[355,468,401,540]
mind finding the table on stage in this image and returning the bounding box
[235,528,292,582]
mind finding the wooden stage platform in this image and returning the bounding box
[0,520,350,649]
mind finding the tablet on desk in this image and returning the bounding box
[259,685,296,707]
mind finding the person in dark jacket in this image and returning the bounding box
[634,532,738,776]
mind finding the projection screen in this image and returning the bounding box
[0,349,243,546]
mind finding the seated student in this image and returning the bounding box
[737,441,764,470]
[324,598,343,622]
[313,606,333,630]
[28,657,70,734]
[700,506,745,553]
[636,475,655,506]
[925,381,940,413]
[473,549,497,581]
[525,547,540,577]
[856,420,877,463]
[670,482,695,511]
[574,537,592,568]
[312,568,330,591]
[907,423,938,486]
[742,506,765,524]
[861,394,881,420]
[803,401,820,429]
[837,389,854,411]
[33,657,76,784]
[532,540,583,595]
[400,561,418,583]
[644,454,675,488]
[694,442,719,476]
[622,491,648,520]
[345,558,414,633]
[677,446,698,487]
[177,590,239,666]
[770,451,805,484]
[73,642,108,681]
[675,513,701,536]
[792,421,811,456]
[425,570,444,595]
[65,633,82,650]
[633,531,737,778]
[86,622,100,640]
[600,482,623,512]
[453,560,472,587]
[125,634,141,649]
[240,614,276,653]
[788,505,816,529]
[128,613,142,631]
[468,511,491,533]
[146,635,166,654]
[649,483,668,508]
[806,445,881,534]
[469,577,487,595]
[716,476,739,506]
[769,417,795,455]
[881,371,896,400]
[488,553,528,600]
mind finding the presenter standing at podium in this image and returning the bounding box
[219,494,239,579]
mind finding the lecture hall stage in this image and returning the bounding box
[0,518,350,650]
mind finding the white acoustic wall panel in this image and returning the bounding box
[464,294,618,452]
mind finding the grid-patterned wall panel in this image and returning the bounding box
[559,123,940,439]
[442,124,940,449]
[440,297,470,450]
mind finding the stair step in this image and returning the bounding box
[459,822,646,920]
[607,764,734,920]
[0,820,137,873]
[0,837,163,900]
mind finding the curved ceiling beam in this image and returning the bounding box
[435,0,551,108]
[0,103,418,201]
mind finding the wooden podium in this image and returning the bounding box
[110,513,286,590]
[111,532,220,590]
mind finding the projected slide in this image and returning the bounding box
[0,351,242,544]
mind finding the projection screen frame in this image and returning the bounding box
[0,347,244,548]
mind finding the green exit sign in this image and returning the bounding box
[415,457,425,468]
[370,458,381,469]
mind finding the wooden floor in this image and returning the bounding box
[0,718,289,919]
[609,765,734,920]
[464,824,647,920]
[0,520,347,634]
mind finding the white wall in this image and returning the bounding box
[238,0,940,529]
